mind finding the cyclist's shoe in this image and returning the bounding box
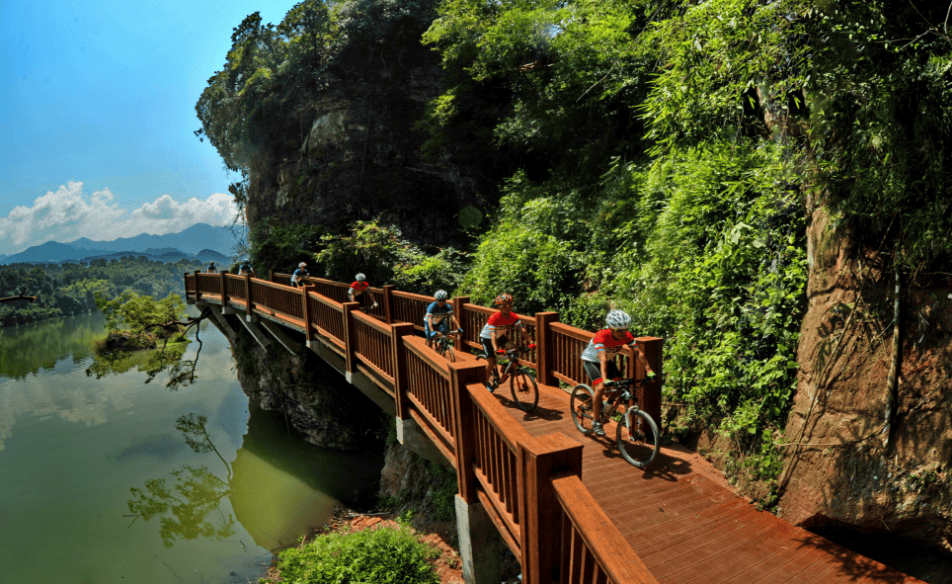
[527,343,537,349]
[486,383,495,393]
[592,421,606,437]
[647,371,657,381]
[373,302,379,308]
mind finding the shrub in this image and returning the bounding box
[273,522,440,584]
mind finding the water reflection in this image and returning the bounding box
[127,407,384,553]
[0,312,106,379]
[127,414,237,549]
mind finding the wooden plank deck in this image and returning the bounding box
[493,383,923,584]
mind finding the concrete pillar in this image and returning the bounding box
[455,495,502,584]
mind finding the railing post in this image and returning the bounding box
[449,361,486,505]
[301,285,314,344]
[635,336,663,440]
[193,270,202,302]
[184,273,194,304]
[382,284,395,324]
[268,268,274,282]
[534,312,558,387]
[220,272,229,309]
[342,301,360,374]
[518,433,583,584]
[245,273,255,319]
[391,322,416,420]
[452,295,470,348]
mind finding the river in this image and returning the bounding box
[0,310,384,583]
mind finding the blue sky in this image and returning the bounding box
[0,0,300,255]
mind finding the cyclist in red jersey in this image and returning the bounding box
[479,293,535,391]
[581,309,656,436]
[347,273,377,310]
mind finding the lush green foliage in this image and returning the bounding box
[248,219,328,276]
[95,291,188,338]
[806,1,952,268]
[314,220,468,293]
[0,257,203,327]
[273,521,439,584]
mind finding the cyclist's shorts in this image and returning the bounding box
[424,321,449,339]
[583,360,622,386]
[481,335,509,357]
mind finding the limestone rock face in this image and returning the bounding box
[379,440,433,502]
[781,193,952,553]
[242,2,487,249]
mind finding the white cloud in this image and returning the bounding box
[0,181,241,252]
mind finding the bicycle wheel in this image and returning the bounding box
[617,408,659,468]
[570,384,596,435]
[509,368,538,412]
[443,343,456,362]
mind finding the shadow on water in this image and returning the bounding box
[128,405,384,553]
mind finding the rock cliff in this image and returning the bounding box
[781,193,952,554]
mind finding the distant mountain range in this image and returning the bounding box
[0,223,246,265]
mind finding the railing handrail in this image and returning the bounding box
[552,473,659,583]
[305,287,343,312]
[403,334,452,380]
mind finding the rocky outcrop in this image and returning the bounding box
[780,192,952,553]
[242,1,489,248]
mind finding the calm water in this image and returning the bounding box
[0,311,383,583]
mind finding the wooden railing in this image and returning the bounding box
[185,271,661,584]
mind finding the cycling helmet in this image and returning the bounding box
[243,258,250,263]
[434,290,449,301]
[605,309,632,330]
[493,293,513,306]
[298,262,307,268]
[355,273,366,281]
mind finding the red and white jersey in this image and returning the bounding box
[581,329,636,363]
[479,311,522,339]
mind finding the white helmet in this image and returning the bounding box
[605,309,632,330]
[434,290,449,300]
[299,262,307,268]
[355,273,366,281]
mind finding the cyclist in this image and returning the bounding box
[238,258,256,277]
[581,309,656,436]
[424,290,461,349]
[291,262,310,287]
[347,273,377,310]
[206,261,217,274]
[479,293,534,391]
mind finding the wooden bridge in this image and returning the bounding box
[184,270,921,584]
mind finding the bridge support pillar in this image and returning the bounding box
[395,417,451,467]
[455,495,502,584]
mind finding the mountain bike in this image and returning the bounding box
[476,345,539,412]
[431,328,462,363]
[570,377,659,468]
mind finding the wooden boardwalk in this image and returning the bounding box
[185,271,924,584]
[500,383,920,584]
